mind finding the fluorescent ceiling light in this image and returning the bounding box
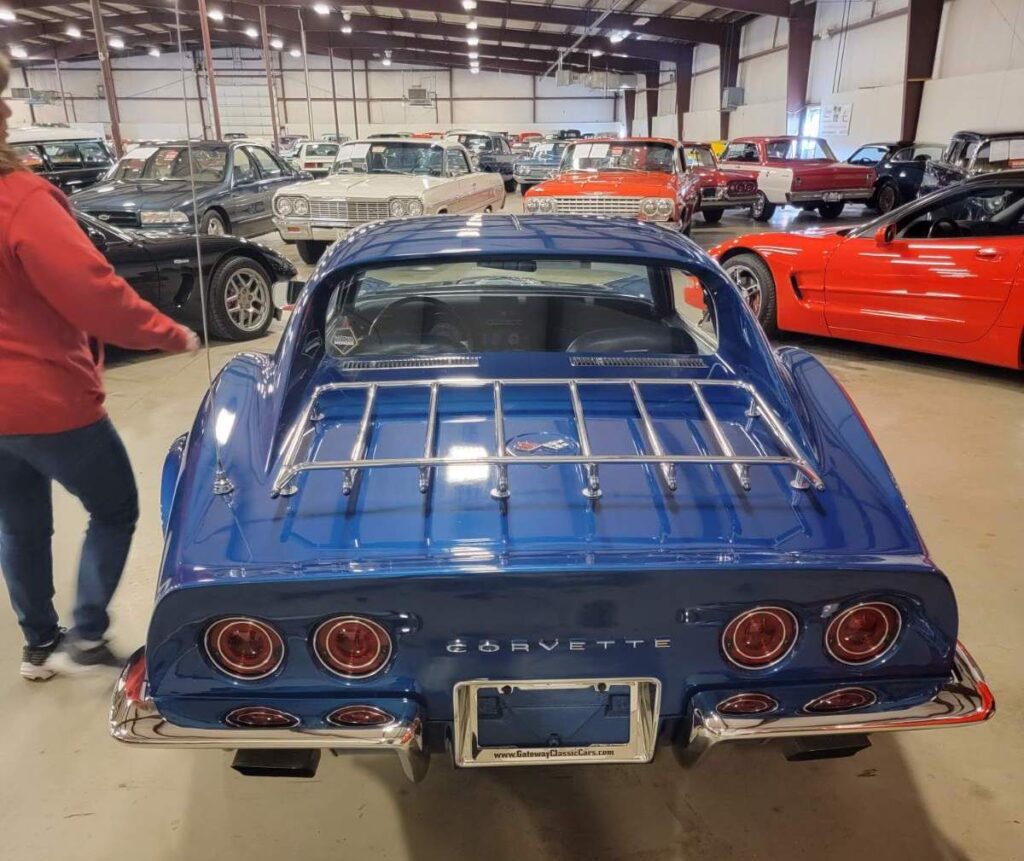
[590,49,603,57]
[0,9,15,22]
[633,17,650,26]
[466,19,477,29]
[467,35,479,46]
[470,67,480,74]
[313,3,331,14]
[470,58,479,66]
[270,37,284,50]
[9,44,27,58]
[244,26,258,38]
[208,9,224,22]
[342,10,351,21]
[341,24,352,34]
[66,25,82,38]
[468,51,479,59]
[289,47,302,57]
[148,47,161,57]
[381,57,392,66]
[108,36,125,49]
[608,30,630,44]
[462,0,477,9]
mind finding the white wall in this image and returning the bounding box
[6,47,623,142]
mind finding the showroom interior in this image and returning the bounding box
[0,0,1022,859]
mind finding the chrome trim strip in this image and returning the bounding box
[453,677,661,768]
[109,648,429,783]
[678,642,995,766]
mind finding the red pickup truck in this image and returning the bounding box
[681,141,758,224]
[720,136,876,221]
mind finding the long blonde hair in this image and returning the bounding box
[0,54,25,174]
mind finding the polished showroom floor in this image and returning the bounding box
[0,197,1020,861]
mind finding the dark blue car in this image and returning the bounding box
[846,141,943,212]
[512,140,570,193]
[109,216,993,782]
[72,140,306,237]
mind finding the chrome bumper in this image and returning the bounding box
[787,188,873,203]
[678,642,994,765]
[274,217,373,242]
[109,648,429,782]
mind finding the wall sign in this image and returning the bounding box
[820,103,853,136]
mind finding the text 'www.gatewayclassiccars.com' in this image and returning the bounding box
[491,747,617,761]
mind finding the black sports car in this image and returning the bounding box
[76,211,298,341]
[71,140,308,238]
[846,141,943,212]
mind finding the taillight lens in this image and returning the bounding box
[722,606,798,669]
[313,616,392,678]
[804,687,877,713]
[825,602,901,664]
[327,705,395,727]
[205,617,285,680]
[716,693,778,715]
[225,706,299,728]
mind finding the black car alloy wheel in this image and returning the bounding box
[208,257,273,340]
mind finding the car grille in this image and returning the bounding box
[91,210,140,228]
[309,199,391,222]
[552,196,641,216]
[726,180,757,197]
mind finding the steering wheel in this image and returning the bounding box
[928,217,962,238]
[366,295,469,352]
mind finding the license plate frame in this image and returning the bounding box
[452,677,661,768]
[823,191,842,202]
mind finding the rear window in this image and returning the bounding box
[766,138,835,160]
[304,143,339,158]
[722,142,759,163]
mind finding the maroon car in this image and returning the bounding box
[681,142,758,224]
[720,136,876,221]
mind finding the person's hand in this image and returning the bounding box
[181,329,202,353]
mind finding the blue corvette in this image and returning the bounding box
[109,215,994,782]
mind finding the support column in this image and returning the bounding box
[298,9,314,139]
[718,23,741,141]
[348,50,359,138]
[258,5,280,151]
[644,69,659,136]
[902,0,943,142]
[531,74,537,124]
[53,57,70,124]
[674,46,693,141]
[193,52,209,139]
[20,67,36,124]
[624,88,636,137]
[328,48,341,139]
[89,0,123,157]
[786,2,815,135]
[195,0,222,139]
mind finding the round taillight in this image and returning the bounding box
[825,602,901,664]
[224,706,300,728]
[313,616,392,678]
[716,693,779,715]
[722,606,798,669]
[327,705,395,727]
[205,617,285,680]
[804,687,877,714]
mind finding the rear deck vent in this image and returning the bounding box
[340,356,481,371]
[569,356,707,369]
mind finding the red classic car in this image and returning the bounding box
[721,136,876,222]
[523,137,700,232]
[710,171,1024,368]
[681,141,758,224]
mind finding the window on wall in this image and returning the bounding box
[801,105,821,139]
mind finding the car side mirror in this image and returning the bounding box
[875,224,895,246]
[86,227,108,252]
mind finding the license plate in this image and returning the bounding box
[452,677,660,768]
[823,191,842,202]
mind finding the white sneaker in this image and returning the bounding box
[20,629,66,681]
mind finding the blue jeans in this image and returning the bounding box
[0,417,138,646]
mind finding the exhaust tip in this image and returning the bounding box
[783,734,871,762]
[231,748,321,778]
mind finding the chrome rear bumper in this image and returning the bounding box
[677,642,994,765]
[109,648,429,782]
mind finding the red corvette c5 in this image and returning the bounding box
[711,171,1024,369]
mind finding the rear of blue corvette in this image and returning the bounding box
[110,216,993,782]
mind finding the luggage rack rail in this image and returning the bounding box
[270,378,826,501]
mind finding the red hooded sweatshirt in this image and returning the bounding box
[0,170,192,435]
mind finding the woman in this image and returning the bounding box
[0,55,199,680]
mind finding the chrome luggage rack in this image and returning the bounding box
[270,377,826,501]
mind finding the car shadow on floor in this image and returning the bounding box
[175,735,972,861]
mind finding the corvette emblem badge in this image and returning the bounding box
[506,432,579,457]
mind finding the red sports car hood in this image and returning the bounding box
[709,226,850,258]
[529,170,674,197]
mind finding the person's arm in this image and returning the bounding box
[9,187,195,353]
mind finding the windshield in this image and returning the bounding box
[560,141,675,173]
[529,142,567,160]
[331,141,443,176]
[766,138,836,161]
[111,145,228,182]
[452,134,494,153]
[325,258,715,358]
[682,145,716,168]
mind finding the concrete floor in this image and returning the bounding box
[0,197,1021,861]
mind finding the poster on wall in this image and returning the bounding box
[820,103,853,136]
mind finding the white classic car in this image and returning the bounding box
[273,138,506,263]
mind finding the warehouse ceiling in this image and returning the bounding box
[0,0,784,77]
